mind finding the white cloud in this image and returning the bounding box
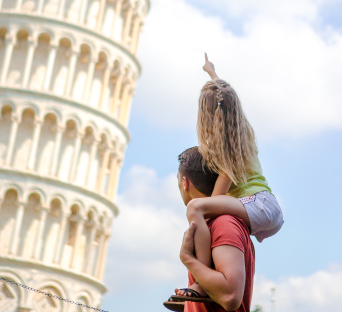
[252,264,342,312]
[133,0,342,141]
[104,166,188,295]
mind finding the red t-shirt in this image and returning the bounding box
[185,215,255,312]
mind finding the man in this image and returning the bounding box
[173,147,255,312]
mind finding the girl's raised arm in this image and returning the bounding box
[203,53,219,80]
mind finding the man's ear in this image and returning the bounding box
[182,176,190,192]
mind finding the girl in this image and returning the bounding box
[175,54,284,299]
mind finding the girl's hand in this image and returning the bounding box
[203,53,219,80]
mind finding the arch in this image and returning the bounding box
[0,27,8,40]
[78,41,95,58]
[58,32,77,48]
[98,130,111,146]
[32,280,67,311]
[98,49,110,64]
[23,188,46,207]
[86,206,98,223]
[83,121,99,138]
[62,115,82,130]
[1,185,22,201]
[34,29,54,43]
[16,104,39,122]
[0,100,16,113]
[0,270,26,306]
[40,108,62,125]
[74,289,94,306]
[46,194,67,214]
[68,200,85,217]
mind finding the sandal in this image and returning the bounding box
[171,288,214,303]
[163,299,185,312]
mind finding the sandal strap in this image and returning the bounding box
[179,288,201,298]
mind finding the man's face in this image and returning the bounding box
[177,170,192,206]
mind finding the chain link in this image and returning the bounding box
[0,276,108,312]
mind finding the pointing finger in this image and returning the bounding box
[205,53,208,62]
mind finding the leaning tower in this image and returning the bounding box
[0,0,149,310]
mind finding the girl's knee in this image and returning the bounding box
[186,198,205,220]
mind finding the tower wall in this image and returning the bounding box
[0,0,149,310]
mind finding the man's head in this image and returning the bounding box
[177,146,219,205]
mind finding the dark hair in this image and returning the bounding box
[178,146,218,196]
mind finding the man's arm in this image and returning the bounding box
[180,222,245,311]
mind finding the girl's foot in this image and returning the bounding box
[175,282,208,298]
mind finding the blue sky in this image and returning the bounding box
[102,1,342,311]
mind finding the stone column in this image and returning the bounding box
[98,233,110,280]
[33,207,48,260]
[43,45,58,91]
[5,115,19,167]
[94,231,105,278]
[50,125,65,176]
[122,5,133,45]
[130,16,141,54]
[85,139,100,188]
[106,155,118,198]
[98,65,112,110]
[69,131,84,182]
[96,149,110,193]
[22,41,36,88]
[110,0,124,38]
[58,0,67,18]
[118,82,130,123]
[122,88,134,126]
[9,202,25,255]
[1,37,15,85]
[27,119,43,171]
[96,0,107,31]
[83,58,97,103]
[110,75,123,117]
[85,223,97,274]
[37,0,45,14]
[55,214,68,264]
[109,158,122,201]
[70,217,85,270]
[79,0,88,24]
[16,0,23,11]
[64,50,79,97]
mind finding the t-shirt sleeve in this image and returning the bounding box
[210,215,248,253]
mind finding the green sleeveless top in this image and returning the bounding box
[227,156,272,198]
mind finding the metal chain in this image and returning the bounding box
[0,276,108,312]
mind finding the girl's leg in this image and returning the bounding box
[176,195,249,297]
[187,195,250,267]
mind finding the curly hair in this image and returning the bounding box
[197,79,258,185]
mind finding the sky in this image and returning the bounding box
[102,0,342,311]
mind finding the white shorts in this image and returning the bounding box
[239,191,284,243]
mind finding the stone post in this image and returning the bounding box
[43,44,58,91]
[22,40,36,88]
[27,119,44,170]
[5,115,19,167]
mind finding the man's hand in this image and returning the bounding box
[203,53,219,80]
[180,221,196,264]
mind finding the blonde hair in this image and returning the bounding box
[197,79,258,185]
